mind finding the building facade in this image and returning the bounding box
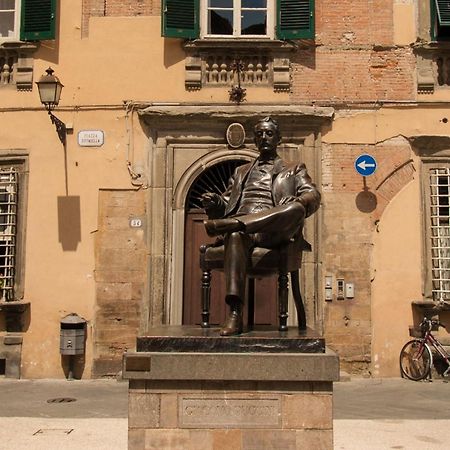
[0,0,449,378]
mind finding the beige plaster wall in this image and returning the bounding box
[371,173,422,377]
[324,108,450,145]
[393,1,416,45]
[0,107,135,378]
[1,3,288,110]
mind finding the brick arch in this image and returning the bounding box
[373,160,416,220]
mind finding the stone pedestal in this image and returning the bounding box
[123,326,339,450]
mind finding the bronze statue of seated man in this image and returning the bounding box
[201,117,321,336]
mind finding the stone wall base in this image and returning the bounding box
[0,334,23,378]
[128,379,333,450]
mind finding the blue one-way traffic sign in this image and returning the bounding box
[355,154,377,176]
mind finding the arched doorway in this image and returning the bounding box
[182,159,278,326]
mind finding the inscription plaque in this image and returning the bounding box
[179,397,281,428]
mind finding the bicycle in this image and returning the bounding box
[400,317,450,381]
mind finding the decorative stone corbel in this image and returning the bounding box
[0,42,38,91]
[273,57,290,92]
[185,56,202,91]
[416,53,435,94]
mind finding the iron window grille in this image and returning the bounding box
[429,167,450,301]
[0,167,18,301]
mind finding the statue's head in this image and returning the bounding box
[254,117,281,155]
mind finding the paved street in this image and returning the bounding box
[0,377,449,449]
[334,377,450,449]
[0,379,128,450]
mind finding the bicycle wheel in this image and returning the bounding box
[400,339,432,381]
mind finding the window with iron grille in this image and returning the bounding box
[429,167,450,301]
[0,156,27,302]
[0,167,18,300]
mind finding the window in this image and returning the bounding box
[0,157,27,301]
[428,167,450,301]
[162,0,314,40]
[203,0,271,38]
[0,0,56,41]
[432,0,450,40]
[0,0,18,39]
[0,168,17,300]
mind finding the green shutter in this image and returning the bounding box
[277,0,315,40]
[20,0,56,41]
[435,0,450,26]
[162,0,199,39]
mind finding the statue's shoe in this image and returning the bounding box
[203,218,243,237]
[219,310,243,336]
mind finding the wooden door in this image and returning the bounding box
[183,210,278,326]
[182,159,278,327]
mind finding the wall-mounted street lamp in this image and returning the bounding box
[36,67,66,146]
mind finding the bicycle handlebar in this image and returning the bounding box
[420,318,445,331]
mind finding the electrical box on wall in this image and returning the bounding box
[325,275,333,301]
[346,283,355,299]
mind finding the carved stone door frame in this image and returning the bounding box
[137,104,333,333]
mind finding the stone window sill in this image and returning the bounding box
[183,39,297,93]
[183,39,297,51]
[0,41,38,50]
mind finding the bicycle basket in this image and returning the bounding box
[408,325,423,338]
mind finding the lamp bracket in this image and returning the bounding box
[48,110,66,146]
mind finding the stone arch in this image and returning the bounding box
[172,148,257,210]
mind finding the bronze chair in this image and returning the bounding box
[199,236,311,332]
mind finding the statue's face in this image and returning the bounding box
[254,121,279,155]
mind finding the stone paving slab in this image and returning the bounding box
[2,417,448,449]
[335,419,449,450]
[0,417,127,450]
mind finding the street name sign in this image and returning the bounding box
[78,130,104,147]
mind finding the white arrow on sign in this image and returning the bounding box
[357,160,376,171]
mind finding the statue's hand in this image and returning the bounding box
[201,192,221,209]
[279,196,297,205]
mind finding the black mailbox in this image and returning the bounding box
[60,313,86,355]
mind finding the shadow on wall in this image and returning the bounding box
[355,176,377,213]
[61,354,86,380]
[164,38,186,68]
[355,189,377,213]
[57,196,81,251]
[36,6,61,66]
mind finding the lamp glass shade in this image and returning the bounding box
[36,68,64,106]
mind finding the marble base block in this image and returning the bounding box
[123,326,339,450]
